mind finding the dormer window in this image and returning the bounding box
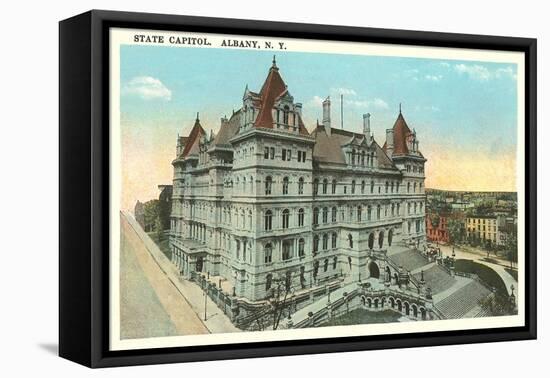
[283,105,290,124]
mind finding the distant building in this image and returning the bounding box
[451,201,474,211]
[134,200,145,229]
[426,213,449,244]
[158,185,173,231]
[466,215,499,246]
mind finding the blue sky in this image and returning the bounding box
[119,45,519,207]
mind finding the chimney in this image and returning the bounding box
[295,103,302,117]
[363,113,371,139]
[386,129,394,156]
[322,96,331,136]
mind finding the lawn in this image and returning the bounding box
[454,259,507,296]
[321,309,402,327]
[505,268,518,281]
[148,231,172,260]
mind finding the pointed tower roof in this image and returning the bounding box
[254,57,288,129]
[391,111,412,155]
[180,114,206,157]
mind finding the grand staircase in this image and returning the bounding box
[387,245,493,320]
[434,280,491,319]
[413,264,456,294]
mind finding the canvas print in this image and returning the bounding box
[109,28,525,350]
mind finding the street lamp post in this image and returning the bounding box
[203,286,207,321]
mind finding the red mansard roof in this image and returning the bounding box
[180,117,205,157]
[254,62,309,136]
[392,112,412,155]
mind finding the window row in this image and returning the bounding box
[263,147,307,163]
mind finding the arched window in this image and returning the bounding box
[283,105,290,124]
[265,176,272,195]
[282,240,292,260]
[331,233,337,249]
[391,203,395,217]
[388,229,394,246]
[298,177,304,195]
[298,238,305,257]
[391,182,394,193]
[332,179,337,194]
[322,207,328,223]
[385,181,389,193]
[357,205,362,222]
[370,180,375,193]
[313,235,319,253]
[313,178,319,195]
[264,210,273,231]
[414,182,417,193]
[351,180,356,194]
[378,230,385,249]
[361,151,366,166]
[313,207,319,225]
[324,259,329,272]
[348,234,354,248]
[368,232,375,249]
[282,177,289,195]
[264,243,272,263]
[361,180,366,194]
[236,240,241,259]
[367,205,372,221]
[377,205,381,219]
[407,182,411,193]
[298,208,304,227]
[414,202,417,214]
[351,149,356,165]
[331,206,337,222]
[333,256,338,269]
[282,209,290,229]
[322,179,328,194]
[322,233,328,250]
[240,210,245,229]
[266,273,272,291]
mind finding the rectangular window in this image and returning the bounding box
[264,147,269,159]
[269,147,275,159]
[286,149,291,161]
[282,148,287,161]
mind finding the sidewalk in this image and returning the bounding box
[439,244,517,295]
[122,211,240,334]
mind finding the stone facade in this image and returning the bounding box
[169,60,427,302]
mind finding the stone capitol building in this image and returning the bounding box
[169,58,428,305]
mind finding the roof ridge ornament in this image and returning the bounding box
[272,55,277,69]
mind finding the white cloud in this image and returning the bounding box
[425,74,443,82]
[330,87,357,96]
[346,97,389,110]
[306,95,389,111]
[495,67,518,80]
[454,63,516,81]
[306,95,325,108]
[454,63,491,81]
[123,76,172,100]
[439,62,451,68]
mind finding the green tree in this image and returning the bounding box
[447,219,465,245]
[143,199,160,232]
[505,231,518,269]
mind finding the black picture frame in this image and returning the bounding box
[59,9,537,368]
